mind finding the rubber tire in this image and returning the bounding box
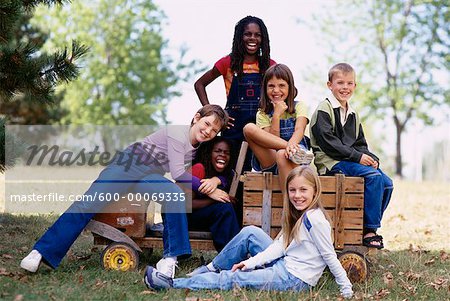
[101,242,139,271]
[338,251,369,283]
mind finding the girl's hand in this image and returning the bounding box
[226,116,235,129]
[285,143,300,159]
[199,177,221,194]
[208,188,230,203]
[272,101,288,117]
[231,261,247,272]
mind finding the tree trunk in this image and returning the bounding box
[395,123,403,177]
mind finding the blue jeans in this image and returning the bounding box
[330,161,393,229]
[187,202,240,252]
[34,150,191,268]
[173,226,309,291]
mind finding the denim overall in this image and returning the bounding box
[222,72,262,142]
[251,104,311,174]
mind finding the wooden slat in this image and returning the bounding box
[244,207,363,229]
[133,237,216,251]
[243,173,363,193]
[244,191,363,209]
[229,142,248,198]
[261,172,272,235]
[264,228,362,248]
[334,174,345,249]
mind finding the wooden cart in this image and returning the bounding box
[87,142,370,282]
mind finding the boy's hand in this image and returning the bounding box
[360,154,377,168]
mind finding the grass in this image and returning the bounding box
[1,179,449,300]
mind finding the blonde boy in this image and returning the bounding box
[309,63,393,249]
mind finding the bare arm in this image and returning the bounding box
[194,67,222,106]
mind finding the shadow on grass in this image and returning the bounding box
[1,213,448,300]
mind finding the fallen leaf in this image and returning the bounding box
[405,270,422,281]
[94,279,107,288]
[383,272,394,287]
[424,229,432,235]
[14,295,23,301]
[440,250,448,262]
[139,290,156,295]
[408,244,429,255]
[375,288,390,298]
[427,277,448,290]
[0,268,13,277]
[2,254,13,260]
[78,274,83,284]
[424,258,435,266]
[185,297,198,301]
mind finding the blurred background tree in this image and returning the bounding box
[33,0,203,151]
[307,0,449,177]
[0,0,88,171]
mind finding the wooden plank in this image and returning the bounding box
[244,191,363,209]
[244,191,283,207]
[268,228,362,247]
[229,142,248,198]
[334,174,345,249]
[132,237,216,251]
[244,207,362,229]
[243,173,363,193]
[261,172,272,235]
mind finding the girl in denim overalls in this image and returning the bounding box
[194,16,276,170]
[243,64,314,191]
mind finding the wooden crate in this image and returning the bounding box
[93,196,149,238]
[243,172,364,249]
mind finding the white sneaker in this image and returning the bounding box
[20,250,42,273]
[289,148,314,165]
[156,257,178,278]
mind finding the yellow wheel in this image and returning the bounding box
[101,242,139,271]
[338,251,368,283]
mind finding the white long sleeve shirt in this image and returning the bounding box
[242,208,352,296]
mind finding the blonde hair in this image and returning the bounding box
[279,166,330,249]
[328,63,355,82]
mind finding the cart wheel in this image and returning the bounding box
[101,242,139,271]
[338,251,368,283]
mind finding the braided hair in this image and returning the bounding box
[230,16,271,76]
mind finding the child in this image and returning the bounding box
[194,16,276,162]
[187,136,240,251]
[144,166,353,299]
[20,105,228,278]
[309,63,393,249]
[243,64,313,189]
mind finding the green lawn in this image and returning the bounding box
[1,180,449,300]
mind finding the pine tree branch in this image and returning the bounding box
[39,40,89,84]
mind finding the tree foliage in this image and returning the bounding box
[309,0,449,177]
[33,0,201,130]
[0,0,88,171]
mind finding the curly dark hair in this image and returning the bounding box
[193,136,235,186]
[230,16,271,76]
